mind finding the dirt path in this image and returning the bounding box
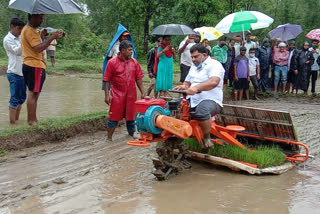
[0,97,319,214]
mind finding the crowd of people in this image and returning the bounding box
[146,32,320,101]
[3,15,320,144]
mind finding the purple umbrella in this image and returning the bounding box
[268,23,303,41]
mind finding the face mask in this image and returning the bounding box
[196,62,203,70]
[249,53,255,58]
[264,43,270,47]
[312,45,317,49]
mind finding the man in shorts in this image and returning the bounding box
[21,14,63,125]
[174,44,225,148]
[248,48,260,99]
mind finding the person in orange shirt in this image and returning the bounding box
[21,14,63,125]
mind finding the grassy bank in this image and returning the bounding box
[0,111,108,152]
[185,138,286,168]
[0,111,107,138]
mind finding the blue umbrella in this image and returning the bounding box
[8,0,83,14]
[268,23,303,41]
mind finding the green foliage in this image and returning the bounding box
[184,138,286,168]
[0,150,8,157]
[0,0,319,59]
[0,111,107,137]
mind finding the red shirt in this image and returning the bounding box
[103,55,144,121]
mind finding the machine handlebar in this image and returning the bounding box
[168,89,201,95]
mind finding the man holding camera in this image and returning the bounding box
[21,14,63,125]
[178,32,201,83]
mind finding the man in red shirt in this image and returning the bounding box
[103,40,145,141]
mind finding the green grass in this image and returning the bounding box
[0,150,8,157]
[184,138,286,168]
[0,111,107,137]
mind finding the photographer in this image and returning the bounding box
[21,14,63,125]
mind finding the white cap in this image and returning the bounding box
[279,42,286,47]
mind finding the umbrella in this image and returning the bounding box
[8,0,83,14]
[306,29,320,41]
[151,24,195,35]
[193,26,223,41]
[268,23,302,41]
[215,10,273,38]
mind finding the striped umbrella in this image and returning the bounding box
[215,10,273,38]
[306,29,320,41]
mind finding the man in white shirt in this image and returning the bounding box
[175,44,225,148]
[244,33,257,57]
[3,18,26,124]
[178,32,200,83]
[248,48,260,99]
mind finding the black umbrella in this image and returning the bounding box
[8,0,83,14]
[151,24,195,35]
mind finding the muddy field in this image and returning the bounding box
[0,96,319,214]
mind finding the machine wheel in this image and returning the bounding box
[152,137,191,181]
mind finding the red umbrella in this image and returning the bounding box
[306,29,320,41]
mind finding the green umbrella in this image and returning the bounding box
[216,11,274,38]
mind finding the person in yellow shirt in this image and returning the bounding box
[21,14,63,125]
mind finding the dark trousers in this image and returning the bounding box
[180,64,191,83]
[259,68,270,92]
[308,70,318,93]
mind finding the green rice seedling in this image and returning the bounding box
[185,138,286,168]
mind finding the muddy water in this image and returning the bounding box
[0,97,319,213]
[0,75,106,129]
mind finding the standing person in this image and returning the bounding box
[178,33,196,83]
[256,38,272,92]
[155,35,175,97]
[286,40,298,93]
[102,24,136,89]
[308,40,320,96]
[47,39,57,67]
[244,33,257,57]
[211,38,231,88]
[234,35,243,58]
[248,48,260,99]
[294,42,315,95]
[21,14,63,125]
[226,39,236,87]
[174,44,224,148]
[233,47,250,101]
[201,38,211,54]
[103,40,145,141]
[3,18,26,124]
[146,38,162,98]
[273,42,289,98]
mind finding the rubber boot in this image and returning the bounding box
[9,107,17,124]
[107,127,116,141]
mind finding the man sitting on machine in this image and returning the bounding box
[174,44,225,148]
